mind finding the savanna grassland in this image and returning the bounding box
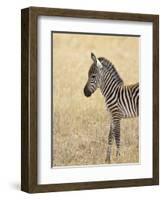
[52,33,139,167]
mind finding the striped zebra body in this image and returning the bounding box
[84,53,139,162]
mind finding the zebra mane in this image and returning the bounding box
[98,57,124,84]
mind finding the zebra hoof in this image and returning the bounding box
[105,157,111,163]
[116,151,120,157]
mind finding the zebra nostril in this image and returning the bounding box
[84,86,91,97]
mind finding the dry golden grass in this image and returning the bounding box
[52,33,139,167]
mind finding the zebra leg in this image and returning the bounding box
[113,119,121,158]
[105,124,113,163]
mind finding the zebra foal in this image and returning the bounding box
[84,53,139,163]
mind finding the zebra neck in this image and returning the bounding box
[99,71,123,102]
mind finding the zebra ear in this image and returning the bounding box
[91,52,103,69]
[91,53,102,69]
[96,58,103,69]
[91,52,97,63]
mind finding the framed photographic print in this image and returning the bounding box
[21,7,159,193]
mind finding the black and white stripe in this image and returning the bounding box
[84,53,139,162]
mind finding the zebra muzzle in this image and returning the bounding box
[84,86,91,97]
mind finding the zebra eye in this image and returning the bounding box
[91,75,96,79]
